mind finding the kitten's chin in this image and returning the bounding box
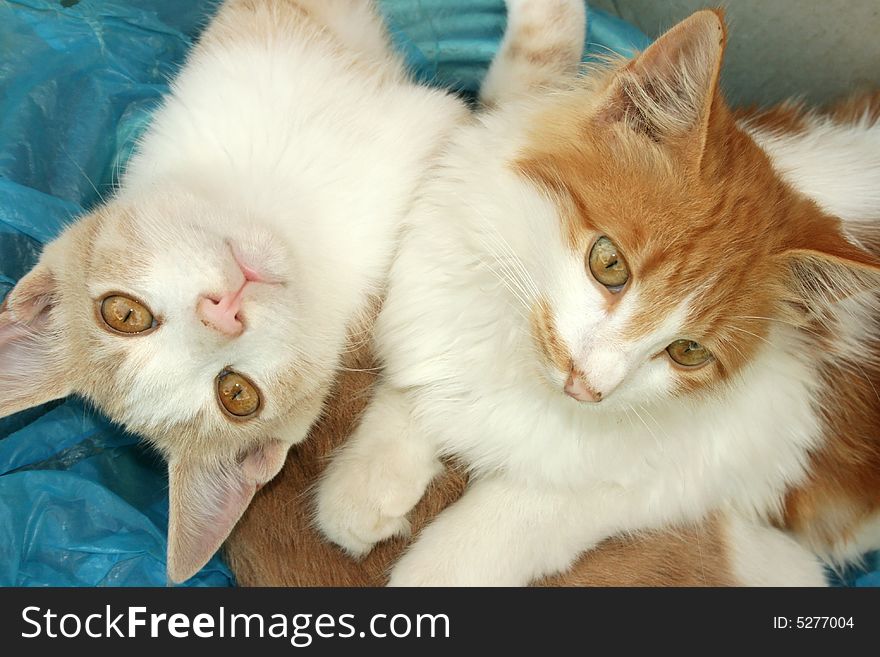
[562,392,610,410]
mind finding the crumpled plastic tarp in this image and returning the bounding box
[1,0,875,587]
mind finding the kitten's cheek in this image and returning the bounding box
[541,364,569,390]
[550,365,567,384]
[645,367,680,400]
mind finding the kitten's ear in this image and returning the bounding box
[166,439,289,583]
[595,10,726,161]
[0,264,71,418]
[780,232,880,310]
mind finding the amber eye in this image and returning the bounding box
[100,295,156,334]
[217,370,261,418]
[666,340,712,367]
[588,236,629,291]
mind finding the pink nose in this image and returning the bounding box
[197,288,244,337]
[564,371,602,403]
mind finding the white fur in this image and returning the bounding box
[480,0,586,107]
[315,385,443,556]
[744,111,880,371]
[318,77,880,585]
[0,0,479,582]
[103,2,467,448]
[744,110,880,225]
[723,513,828,586]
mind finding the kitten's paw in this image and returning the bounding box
[387,554,454,587]
[315,440,439,557]
[387,543,479,586]
[386,518,495,586]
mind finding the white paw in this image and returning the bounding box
[387,554,448,587]
[387,542,488,586]
[315,441,439,557]
[386,512,496,586]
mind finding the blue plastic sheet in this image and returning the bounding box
[1,0,871,587]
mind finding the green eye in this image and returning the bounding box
[666,340,712,367]
[588,236,629,291]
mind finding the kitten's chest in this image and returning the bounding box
[419,349,824,514]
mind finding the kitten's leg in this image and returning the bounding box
[315,384,442,557]
[480,0,586,107]
[389,476,613,586]
[388,479,831,586]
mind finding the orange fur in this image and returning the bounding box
[778,93,880,554]
[531,299,573,374]
[827,90,880,125]
[784,346,880,555]
[519,85,874,390]
[734,102,809,134]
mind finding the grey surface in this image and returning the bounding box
[592,0,880,108]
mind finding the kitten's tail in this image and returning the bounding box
[480,0,587,108]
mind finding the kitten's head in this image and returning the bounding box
[496,11,880,408]
[0,188,342,581]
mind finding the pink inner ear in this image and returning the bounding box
[0,313,24,348]
[0,292,51,346]
[166,458,256,584]
[241,439,289,484]
[165,440,290,584]
[5,265,56,323]
[0,286,70,418]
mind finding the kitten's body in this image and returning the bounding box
[317,12,878,585]
[743,94,880,227]
[742,94,880,562]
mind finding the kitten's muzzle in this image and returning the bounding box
[197,242,284,337]
[564,371,603,403]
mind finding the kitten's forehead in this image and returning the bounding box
[79,203,145,282]
[521,105,795,292]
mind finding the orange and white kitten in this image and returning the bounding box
[0,0,585,582]
[317,10,880,585]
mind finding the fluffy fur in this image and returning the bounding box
[316,10,879,585]
[0,0,591,583]
[228,336,825,586]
